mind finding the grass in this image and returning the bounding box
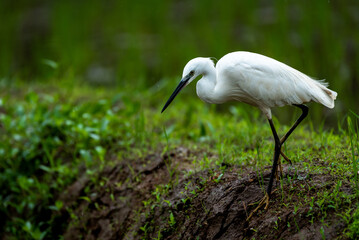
[0,80,358,239]
[348,112,359,189]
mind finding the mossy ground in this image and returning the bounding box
[0,81,358,239]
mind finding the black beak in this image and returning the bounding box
[161,74,191,113]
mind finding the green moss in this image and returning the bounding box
[348,206,359,239]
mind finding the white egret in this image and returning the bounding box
[161,51,337,217]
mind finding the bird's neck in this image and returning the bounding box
[196,64,224,104]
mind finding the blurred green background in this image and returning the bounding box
[0,0,358,125]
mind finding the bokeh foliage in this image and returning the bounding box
[1,0,358,120]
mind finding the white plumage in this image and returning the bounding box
[183,51,337,119]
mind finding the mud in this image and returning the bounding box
[59,148,352,240]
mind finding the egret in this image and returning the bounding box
[161,51,337,217]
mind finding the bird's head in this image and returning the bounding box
[161,57,214,113]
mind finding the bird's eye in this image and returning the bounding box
[189,70,194,76]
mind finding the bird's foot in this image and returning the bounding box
[246,190,277,221]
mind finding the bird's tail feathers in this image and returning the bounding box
[315,79,329,87]
[312,79,337,108]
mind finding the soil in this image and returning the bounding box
[57,147,352,240]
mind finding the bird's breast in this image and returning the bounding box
[196,80,226,104]
[196,82,215,103]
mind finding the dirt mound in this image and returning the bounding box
[60,151,172,239]
[59,148,351,240]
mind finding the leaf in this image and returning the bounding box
[90,133,100,141]
[55,200,63,210]
[24,221,32,232]
[95,146,106,162]
[41,59,58,69]
[79,196,91,202]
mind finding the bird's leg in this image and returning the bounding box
[277,152,290,179]
[247,105,308,221]
[268,104,308,196]
[266,118,282,202]
[280,104,309,146]
[247,118,281,221]
[280,151,291,164]
[277,151,290,179]
[277,105,309,175]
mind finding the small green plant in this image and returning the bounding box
[168,211,176,227]
[22,221,46,240]
[274,217,280,231]
[320,226,325,240]
[293,205,299,215]
[347,206,359,239]
[139,222,149,236]
[153,229,162,240]
[213,173,224,183]
[347,113,359,191]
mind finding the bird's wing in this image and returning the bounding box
[219,52,336,109]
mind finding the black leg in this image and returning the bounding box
[266,119,281,197]
[280,104,309,145]
[266,104,309,197]
[247,104,309,221]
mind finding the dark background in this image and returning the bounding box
[1,0,358,125]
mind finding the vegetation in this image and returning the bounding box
[1,1,358,121]
[0,0,358,239]
[0,81,358,239]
